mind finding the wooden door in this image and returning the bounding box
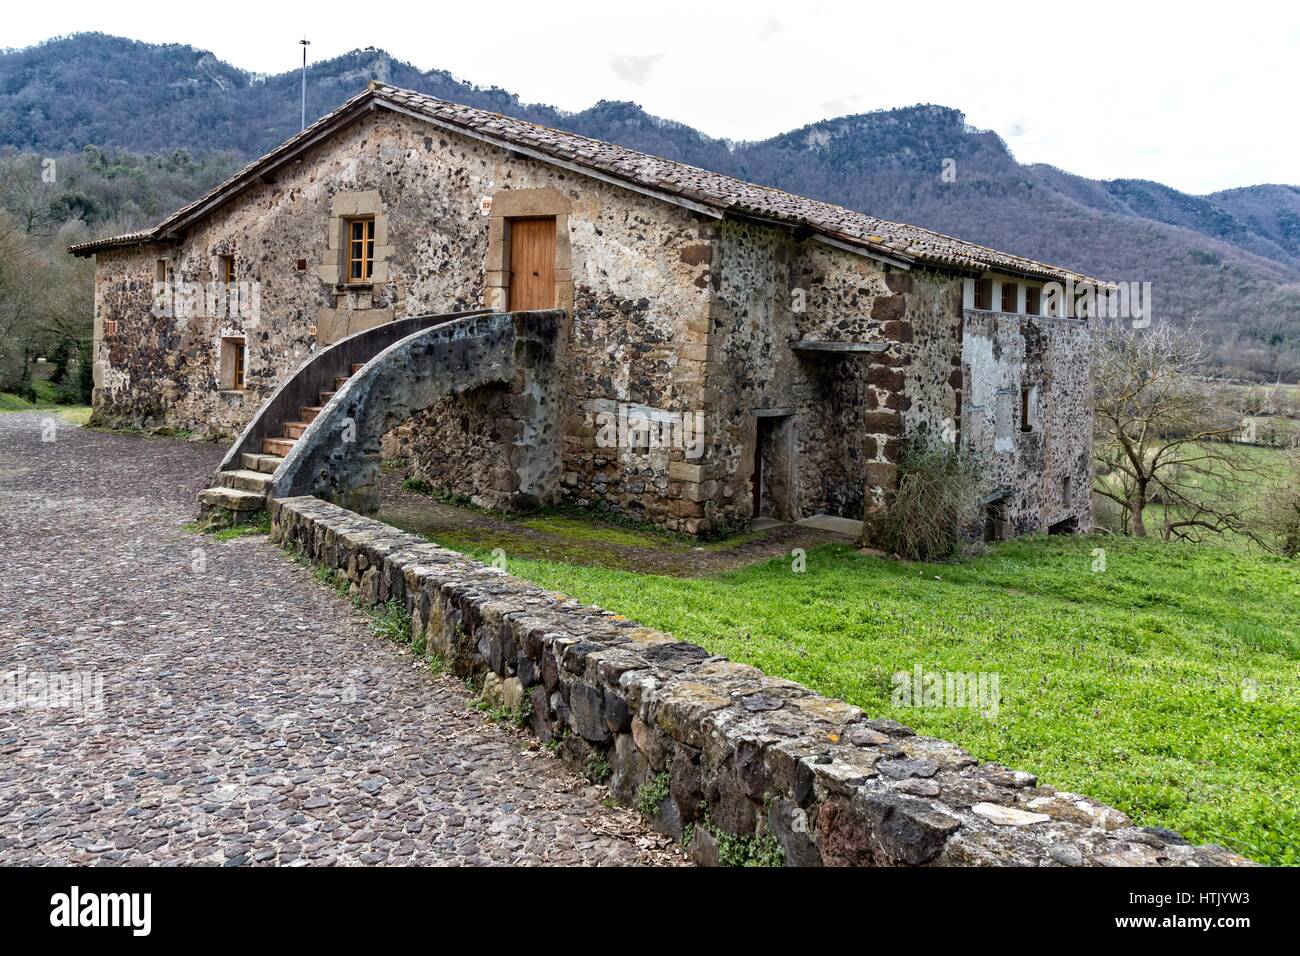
[507,217,556,311]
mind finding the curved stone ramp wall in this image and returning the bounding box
[217,308,493,475]
[269,495,1251,868]
[271,310,563,514]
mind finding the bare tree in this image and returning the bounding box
[1262,451,1300,557]
[0,210,45,394]
[1092,318,1269,543]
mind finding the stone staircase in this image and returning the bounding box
[197,363,366,522]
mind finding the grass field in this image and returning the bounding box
[430,529,1299,864]
[1095,442,1294,551]
[0,376,91,424]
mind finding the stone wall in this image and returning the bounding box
[269,495,1247,867]
[710,223,969,523]
[961,309,1093,535]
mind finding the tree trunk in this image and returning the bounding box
[1130,486,1147,537]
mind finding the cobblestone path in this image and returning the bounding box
[0,413,680,866]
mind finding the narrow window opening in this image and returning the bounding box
[221,337,247,391]
[1001,282,1017,313]
[1025,286,1041,315]
[1020,385,1035,432]
[974,278,993,311]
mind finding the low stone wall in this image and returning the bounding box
[269,495,1249,867]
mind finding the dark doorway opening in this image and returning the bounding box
[752,413,793,521]
[753,417,770,518]
[983,494,1010,543]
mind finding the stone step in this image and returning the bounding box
[198,486,265,513]
[351,363,366,374]
[319,390,337,404]
[240,452,284,474]
[333,375,351,390]
[283,421,310,440]
[218,469,274,493]
[300,405,323,423]
[262,437,297,457]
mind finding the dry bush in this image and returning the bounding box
[867,437,978,562]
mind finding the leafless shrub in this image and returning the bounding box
[866,437,978,562]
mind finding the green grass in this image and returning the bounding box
[1095,443,1293,552]
[518,512,671,548]
[0,381,91,423]
[403,501,769,572]
[184,510,270,540]
[449,533,1299,865]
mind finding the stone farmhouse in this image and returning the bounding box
[72,82,1096,539]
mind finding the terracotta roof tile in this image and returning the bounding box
[70,83,1104,285]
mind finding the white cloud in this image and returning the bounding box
[609,53,665,87]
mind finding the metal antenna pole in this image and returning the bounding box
[300,38,311,131]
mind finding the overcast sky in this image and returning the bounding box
[7,0,1298,194]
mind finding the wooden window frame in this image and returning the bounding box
[345,217,375,284]
[220,255,236,286]
[1001,282,1017,314]
[974,278,993,311]
[221,336,247,391]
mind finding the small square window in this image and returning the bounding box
[1001,282,1017,313]
[221,337,246,391]
[974,278,993,311]
[105,320,118,337]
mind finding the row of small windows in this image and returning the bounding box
[972,278,1041,316]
